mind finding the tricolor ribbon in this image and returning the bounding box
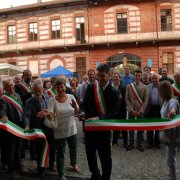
[85,115,180,131]
[130,83,143,106]
[46,88,57,97]
[0,120,49,167]
[94,81,106,116]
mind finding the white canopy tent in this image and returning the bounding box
[0,64,24,78]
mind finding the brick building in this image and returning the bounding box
[0,0,179,77]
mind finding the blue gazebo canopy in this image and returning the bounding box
[41,66,73,78]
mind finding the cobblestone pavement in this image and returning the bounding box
[0,120,180,180]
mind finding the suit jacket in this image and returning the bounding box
[24,94,49,129]
[0,93,23,126]
[126,82,148,114]
[80,83,119,120]
[117,84,126,119]
[15,83,32,107]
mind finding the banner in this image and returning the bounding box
[84,115,180,131]
[0,120,48,167]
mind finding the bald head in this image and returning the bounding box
[151,73,160,85]
[174,72,180,85]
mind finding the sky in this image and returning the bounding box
[0,0,52,9]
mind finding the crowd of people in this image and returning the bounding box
[0,64,179,180]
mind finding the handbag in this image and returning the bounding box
[44,98,58,129]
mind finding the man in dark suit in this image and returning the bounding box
[0,79,23,178]
[80,64,119,180]
[14,69,33,159]
[15,69,32,107]
[24,81,49,178]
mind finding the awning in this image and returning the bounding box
[0,64,24,77]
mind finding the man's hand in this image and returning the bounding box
[78,112,86,121]
[2,116,8,123]
[87,117,97,121]
[25,127,29,131]
[37,111,45,119]
[168,108,176,119]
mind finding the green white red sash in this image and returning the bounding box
[0,119,49,167]
[130,83,142,106]
[46,88,57,97]
[94,81,106,116]
[86,80,91,86]
[85,115,180,131]
[2,94,23,114]
[172,83,180,97]
[19,82,32,93]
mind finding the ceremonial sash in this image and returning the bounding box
[130,83,142,106]
[2,94,23,114]
[85,115,180,131]
[94,81,106,116]
[47,88,57,97]
[0,120,49,167]
[19,82,31,93]
[172,83,180,97]
[85,80,90,86]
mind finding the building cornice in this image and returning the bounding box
[0,0,85,16]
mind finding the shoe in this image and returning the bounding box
[49,165,57,172]
[38,172,45,179]
[16,167,24,175]
[155,144,161,149]
[126,144,134,151]
[147,144,153,149]
[72,165,80,174]
[8,171,21,180]
[123,143,127,148]
[59,176,67,180]
[30,155,37,161]
[1,164,7,170]
[137,145,144,152]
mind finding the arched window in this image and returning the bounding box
[107,53,141,73]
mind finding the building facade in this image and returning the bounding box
[0,0,180,77]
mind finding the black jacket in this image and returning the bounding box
[80,83,119,120]
[0,93,23,126]
[24,94,49,129]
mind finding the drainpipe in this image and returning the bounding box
[155,0,160,72]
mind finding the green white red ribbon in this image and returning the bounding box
[172,83,180,97]
[2,94,23,114]
[94,81,106,116]
[19,82,32,93]
[0,119,49,167]
[85,115,180,131]
[46,88,57,97]
[130,83,142,106]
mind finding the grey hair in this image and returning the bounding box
[151,73,160,79]
[32,81,43,89]
[2,78,13,87]
[55,78,66,87]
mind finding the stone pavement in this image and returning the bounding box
[0,120,180,180]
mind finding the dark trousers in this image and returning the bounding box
[0,129,8,166]
[147,105,161,146]
[128,113,143,145]
[5,132,21,172]
[44,127,56,167]
[31,139,45,173]
[113,131,128,145]
[85,131,112,180]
